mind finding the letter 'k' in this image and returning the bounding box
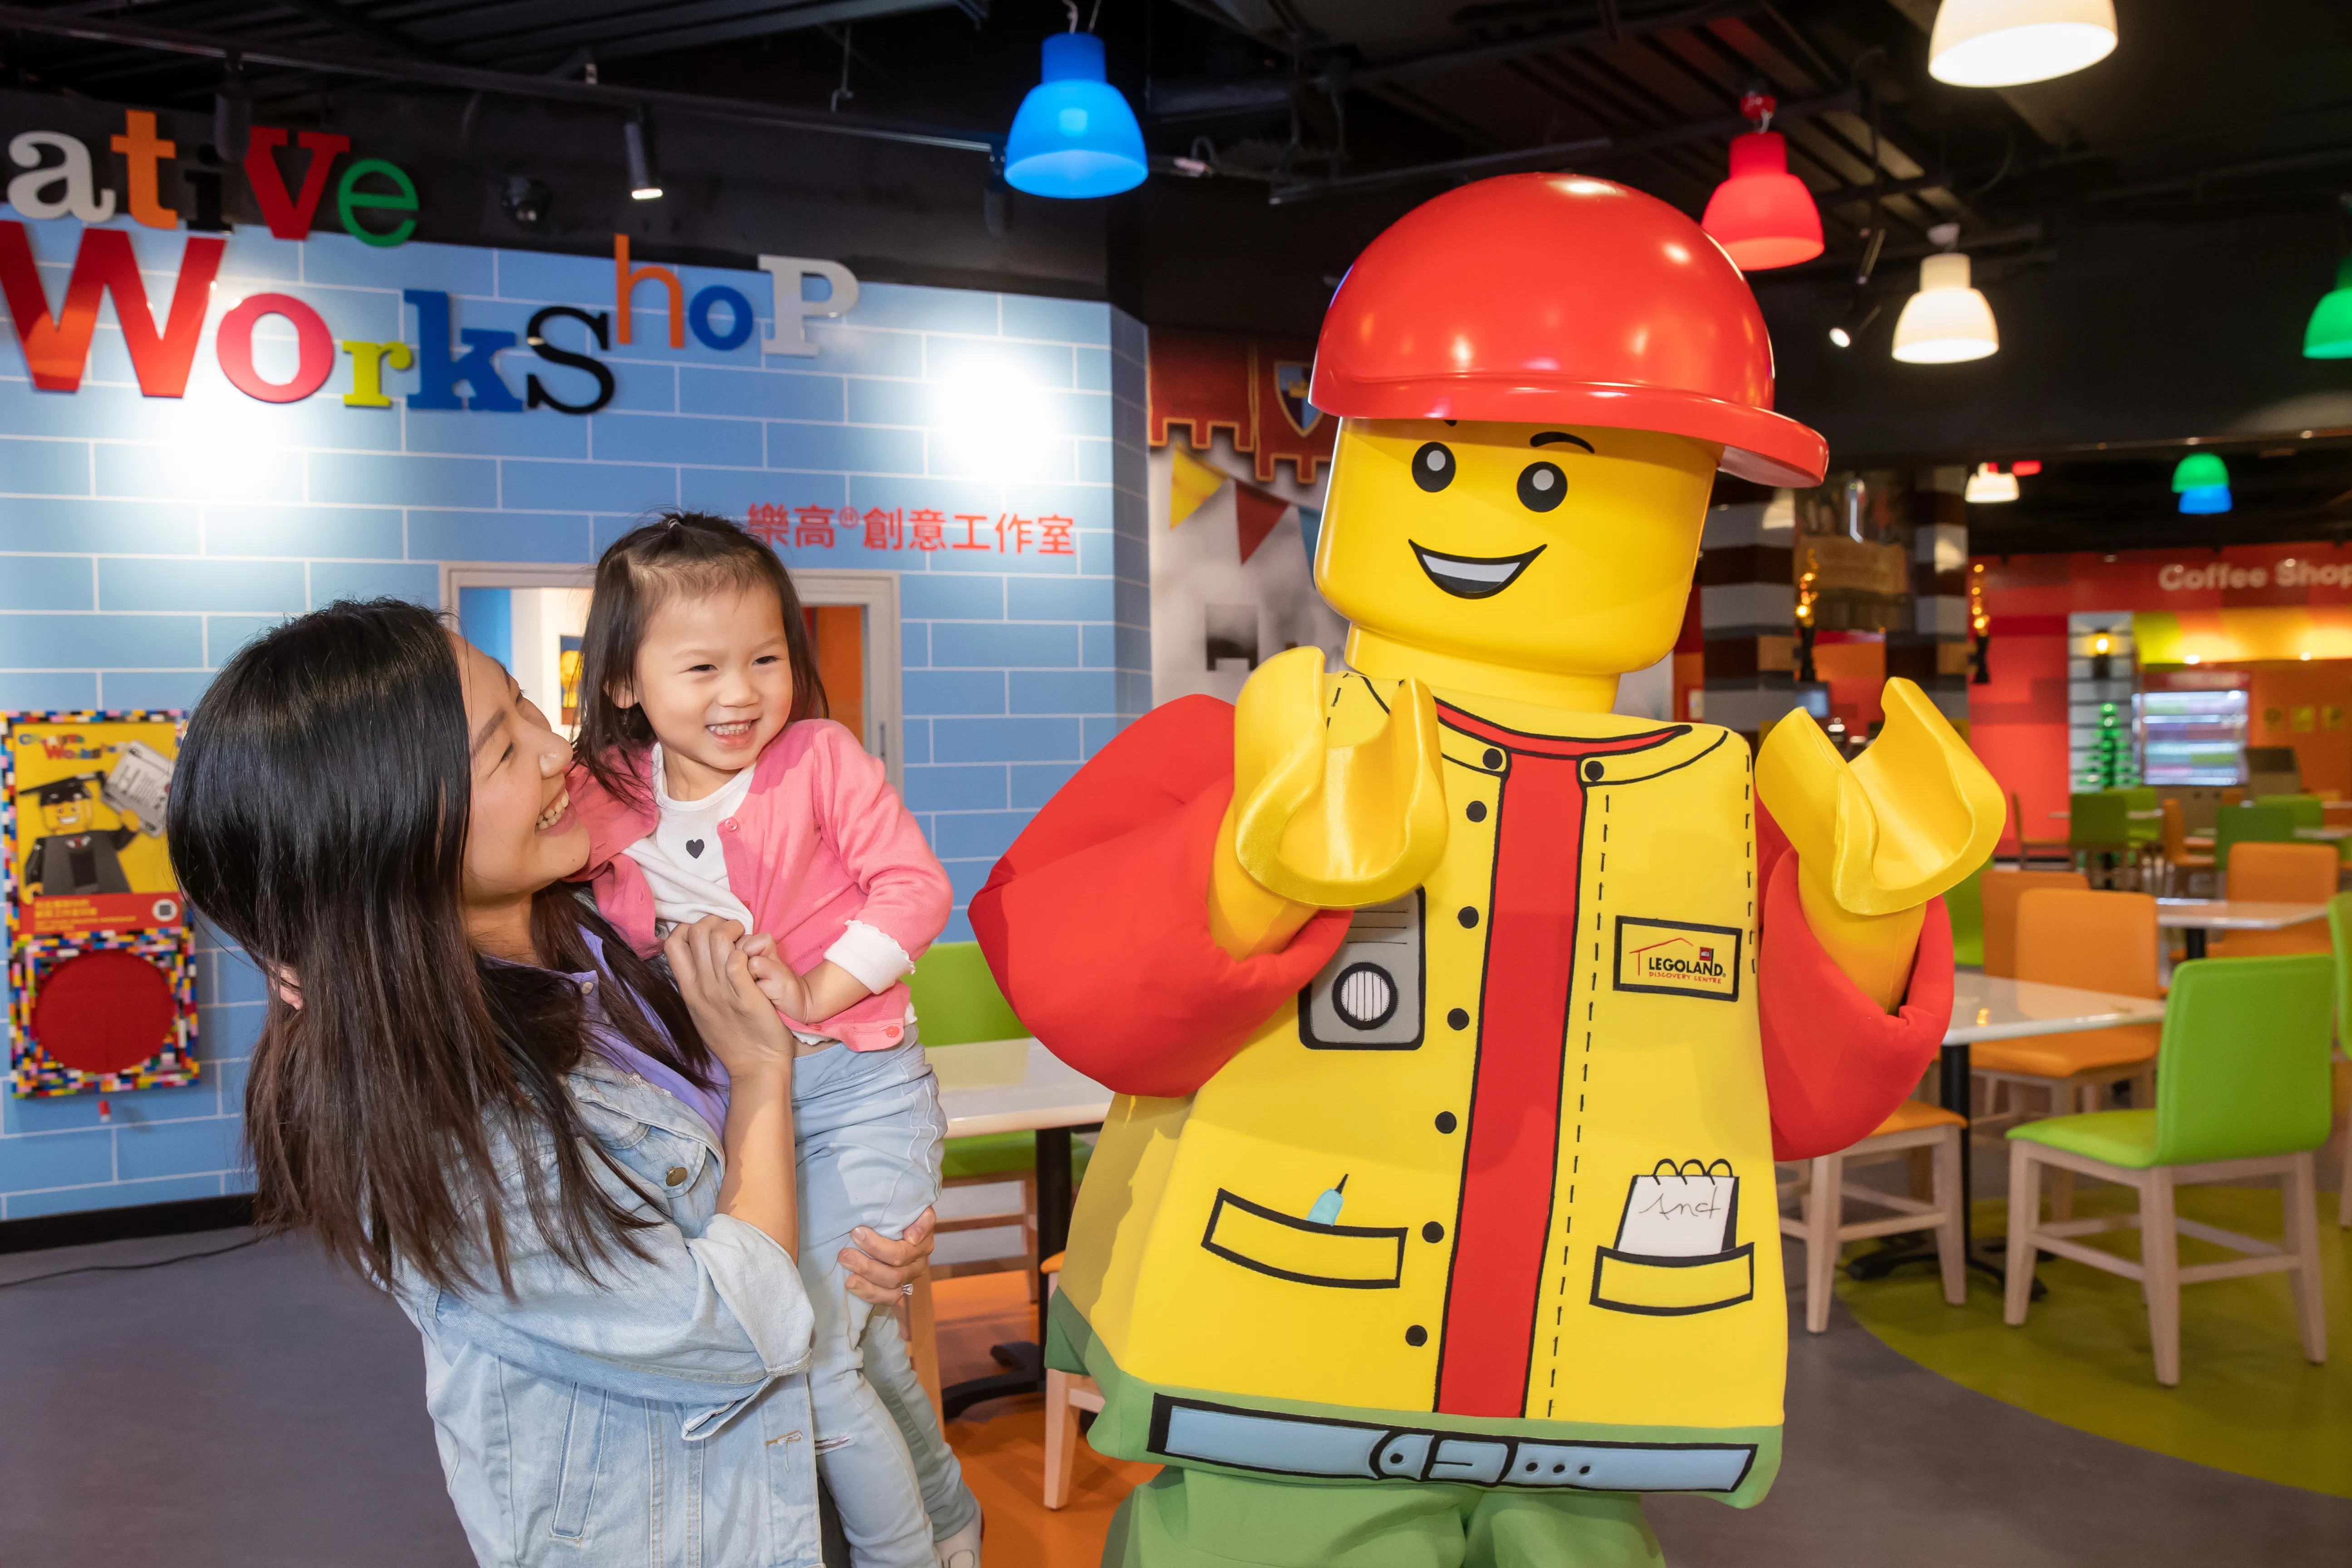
[404,289,522,411]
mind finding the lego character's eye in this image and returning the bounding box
[1411,442,1456,493]
[1517,462,1566,512]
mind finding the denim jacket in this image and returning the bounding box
[391,1042,820,1568]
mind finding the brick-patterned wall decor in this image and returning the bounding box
[0,216,1147,1219]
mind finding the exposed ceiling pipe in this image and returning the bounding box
[1267,88,1859,205]
[0,4,1000,156]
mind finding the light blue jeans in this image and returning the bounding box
[793,1034,979,1567]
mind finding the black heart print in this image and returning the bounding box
[685,839,705,858]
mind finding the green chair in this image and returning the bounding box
[2257,792,2326,832]
[906,942,1091,1282]
[905,939,1026,1046]
[2212,803,2297,870]
[2003,954,2335,1385]
[2068,791,2134,886]
[1945,862,1987,969]
[2326,897,2352,1229]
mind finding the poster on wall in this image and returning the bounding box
[4,712,197,1096]
[1147,329,1348,706]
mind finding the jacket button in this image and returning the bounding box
[1584,760,1604,782]
[1465,800,1486,823]
[1482,747,1503,770]
[722,819,738,831]
[1405,1325,1428,1347]
[1422,1221,1445,1243]
[1457,906,1479,929]
[1446,1008,1469,1030]
[666,1166,689,1186]
[1435,1111,1457,1134]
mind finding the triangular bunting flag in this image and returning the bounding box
[1234,484,1289,564]
[1168,443,1226,528]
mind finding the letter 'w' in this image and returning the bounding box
[0,221,225,395]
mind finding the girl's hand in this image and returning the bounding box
[738,931,815,1021]
[842,1208,938,1304]
[664,917,794,1082]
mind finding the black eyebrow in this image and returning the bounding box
[471,710,507,758]
[1531,431,1594,452]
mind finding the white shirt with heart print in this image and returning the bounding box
[621,743,760,937]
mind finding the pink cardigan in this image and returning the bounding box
[570,720,951,1052]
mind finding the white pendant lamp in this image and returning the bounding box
[1929,0,2117,88]
[1893,227,1998,364]
[1964,462,2019,503]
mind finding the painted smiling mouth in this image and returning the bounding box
[1411,542,1545,599]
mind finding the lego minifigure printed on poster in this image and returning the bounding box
[4,712,197,1097]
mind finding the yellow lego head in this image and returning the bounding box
[1315,418,1721,683]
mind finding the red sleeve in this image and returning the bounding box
[969,697,1350,1098]
[1756,802,1955,1161]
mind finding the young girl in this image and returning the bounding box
[568,513,981,1568]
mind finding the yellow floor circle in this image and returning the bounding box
[1834,1184,2352,1499]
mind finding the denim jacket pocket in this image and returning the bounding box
[550,1384,609,1543]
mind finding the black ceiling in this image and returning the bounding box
[4,0,2351,551]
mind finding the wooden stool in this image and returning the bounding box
[1779,1100,1968,1334]
[1038,1252,1104,1509]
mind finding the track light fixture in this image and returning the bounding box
[624,114,662,202]
[213,53,251,165]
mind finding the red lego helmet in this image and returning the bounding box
[1311,173,1828,487]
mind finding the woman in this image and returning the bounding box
[168,600,935,1568]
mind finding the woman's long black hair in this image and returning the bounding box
[167,599,715,1296]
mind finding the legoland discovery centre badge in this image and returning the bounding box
[1612,916,1742,1002]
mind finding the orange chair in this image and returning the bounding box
[1973,890,2163,1213]
[2221,787,2246,807]
[2010,789,2073,868]
[1979,868,2090,978]
[2158,797,2216,895]
[2215,841,2338,957]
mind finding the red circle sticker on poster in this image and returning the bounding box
[30,950,176,1075]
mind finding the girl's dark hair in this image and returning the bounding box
[167,599,715,1297]
[574,511,827,805]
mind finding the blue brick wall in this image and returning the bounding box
[0,216,1148,1219]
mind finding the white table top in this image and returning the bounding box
[2152,898,2330,931]
[929,1037,1112,1139]
[1947,971,2166,1046]
[2294,826,2352,841]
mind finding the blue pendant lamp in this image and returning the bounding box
[2172,450,2231,515]
[1004,29,1146,198]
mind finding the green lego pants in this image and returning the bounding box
[1102,1466,1666,1568]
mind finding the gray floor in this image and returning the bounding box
[3,1227,2347,1567]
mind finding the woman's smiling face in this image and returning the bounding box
[453,634,586,936]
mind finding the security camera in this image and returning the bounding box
[500,175,552,228]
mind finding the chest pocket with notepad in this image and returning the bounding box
[1297,891,1426,1051]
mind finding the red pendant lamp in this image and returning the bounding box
[1701,95,1823,271]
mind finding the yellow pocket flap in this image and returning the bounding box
[1201,1190,1406,1288]
[1589,1244,1755,1317]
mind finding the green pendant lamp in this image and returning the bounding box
[2305,258,2352,359]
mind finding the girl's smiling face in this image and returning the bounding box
[454,634,586,953]
[611,585,796,801]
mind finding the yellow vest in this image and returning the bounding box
[1054,685,1786,1502]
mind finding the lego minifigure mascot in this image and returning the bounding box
[973,175,2003,1568]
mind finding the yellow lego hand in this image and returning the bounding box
[1755,678,2005,1011]
[1206,648,1452,958]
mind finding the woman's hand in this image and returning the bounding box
[841,1207,938,1305]
[665,917,794,1082]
